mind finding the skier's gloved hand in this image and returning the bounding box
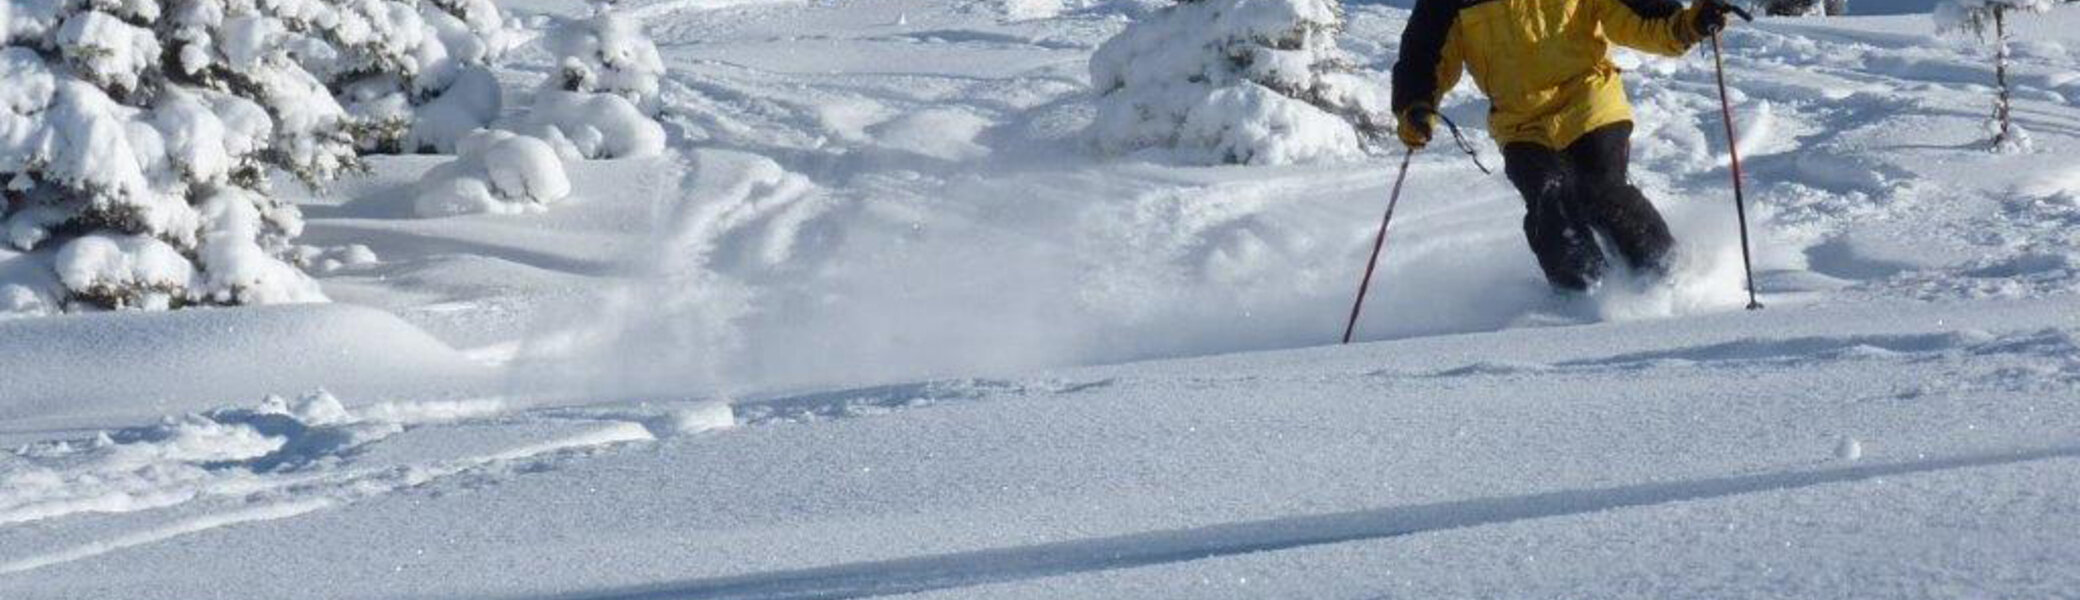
[1692,0,1749,39]
[1397,105,1436,148]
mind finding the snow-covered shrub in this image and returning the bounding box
[0,1,365,311]
[511,1,666,162]
[413,130,571,216]
[324,0,515,154]
[518,90,667,160]
[309,243,380,274]
[1937,0,2056,152]
[1088,0,1391,165]
[544,7,664,115]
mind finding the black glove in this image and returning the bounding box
[1694,0,1751,39]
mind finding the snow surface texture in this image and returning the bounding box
[1089,0,1391,164]
[6,0,2080,597]
[0,304,498,433]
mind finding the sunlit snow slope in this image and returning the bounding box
[4,0,2080,598]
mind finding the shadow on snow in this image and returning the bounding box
[513,441,2080,600]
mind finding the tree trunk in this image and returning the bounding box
[1994,6,2012,146]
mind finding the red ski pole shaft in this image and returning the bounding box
[1712,33,1764,311]
[1343,147,1416,345]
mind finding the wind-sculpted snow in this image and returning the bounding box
[0,304,498,433]
[8,1,2080,597]
[9,294,2080,597]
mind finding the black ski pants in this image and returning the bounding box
[1500,121,1675,291]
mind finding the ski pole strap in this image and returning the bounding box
[1436,112,1492,175]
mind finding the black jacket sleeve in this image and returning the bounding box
[1391,0,1464,116]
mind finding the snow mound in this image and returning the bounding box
[0,304,497,431]
[871,108,994,161]
[517,90,667,160]
[412,130,573,217]
[1088,0,1389,164]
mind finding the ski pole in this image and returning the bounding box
[1710,27,1763,311]
[1342,146,1416,345]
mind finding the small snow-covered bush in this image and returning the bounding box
[0,1,364,311]
[1937,0,2057,152]
[519,90,667,160]
[513,1,666,162]
[413,130,571,216]
[545,8,664,115]
[1088,0,1390,165]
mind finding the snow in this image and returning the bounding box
[193,188,329,306]
[0,303,496,435]
[1088,0,1389,164]
[402,66,503,153]
[1937,0,2061,36]
[5,0,2080,597]
[56,10,159,96]
[49,234,194,310]
[517,89,667,159]
[544,8,665,115]
[411,130,573,216]
[5,296,2079,598]
[1837,435,1865,460]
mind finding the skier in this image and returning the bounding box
[1391,0,1741,292]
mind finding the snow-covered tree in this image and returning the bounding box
[521,1,666,160]
[323,0,514,154]
[1937,0,2057,152]
[0,0,389,312]
[1088,0,1391,165]
[544,4,662,116]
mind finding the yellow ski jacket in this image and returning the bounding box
[1391,0,1709,150]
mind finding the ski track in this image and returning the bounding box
[13,320,2065,576]
[0,414,659,575]
[0,369,1119,576]
[0,499,337,576]
[524,444,2080,600]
